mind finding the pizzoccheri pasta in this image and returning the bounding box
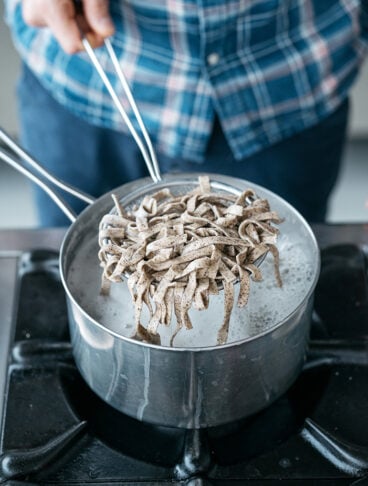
[98,176,282,346]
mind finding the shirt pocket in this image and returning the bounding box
[236,0,285,51]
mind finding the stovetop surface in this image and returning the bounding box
[0,226,368,485]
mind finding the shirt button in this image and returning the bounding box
[207,53,220,66]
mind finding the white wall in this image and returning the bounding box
[350,61,368,138]
[0,7,20,135]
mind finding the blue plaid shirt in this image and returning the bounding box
[5,0,368,162]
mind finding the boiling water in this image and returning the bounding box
[67,232,316,348]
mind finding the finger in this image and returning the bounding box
[45,0,84,53]
[83,0,115,38]
[77,14,105,48]
[84,31,106,48]
[22,0,47,27]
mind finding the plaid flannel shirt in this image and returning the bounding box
[4,0,368,162]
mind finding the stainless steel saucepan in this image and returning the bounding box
[0,130,320,429]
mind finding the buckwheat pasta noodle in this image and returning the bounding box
[98,176,282,346]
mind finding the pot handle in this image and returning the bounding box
[0,128,95,223]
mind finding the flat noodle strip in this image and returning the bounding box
[98,177,282,346]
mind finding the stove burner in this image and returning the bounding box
[313,244,368,340]
[1,244,368,484]
[58,361,330,469]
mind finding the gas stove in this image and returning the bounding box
[0,225,368,485]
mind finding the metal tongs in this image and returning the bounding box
[0,37,162,222]
[82,36,162,183]
[0,34,163,221]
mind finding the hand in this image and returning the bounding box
[22,0,115,54]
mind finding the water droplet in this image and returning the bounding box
[279,458,291,468]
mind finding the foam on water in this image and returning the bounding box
[67,228,317,348]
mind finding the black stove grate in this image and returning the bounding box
[1,246,368,485]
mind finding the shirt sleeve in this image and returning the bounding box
[3,0,18,28]
[362,0,368,32]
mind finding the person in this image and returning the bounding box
[4,0,368,226]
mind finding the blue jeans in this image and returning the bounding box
[17,64,349,226]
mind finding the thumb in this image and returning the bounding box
[83,0,114,37]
